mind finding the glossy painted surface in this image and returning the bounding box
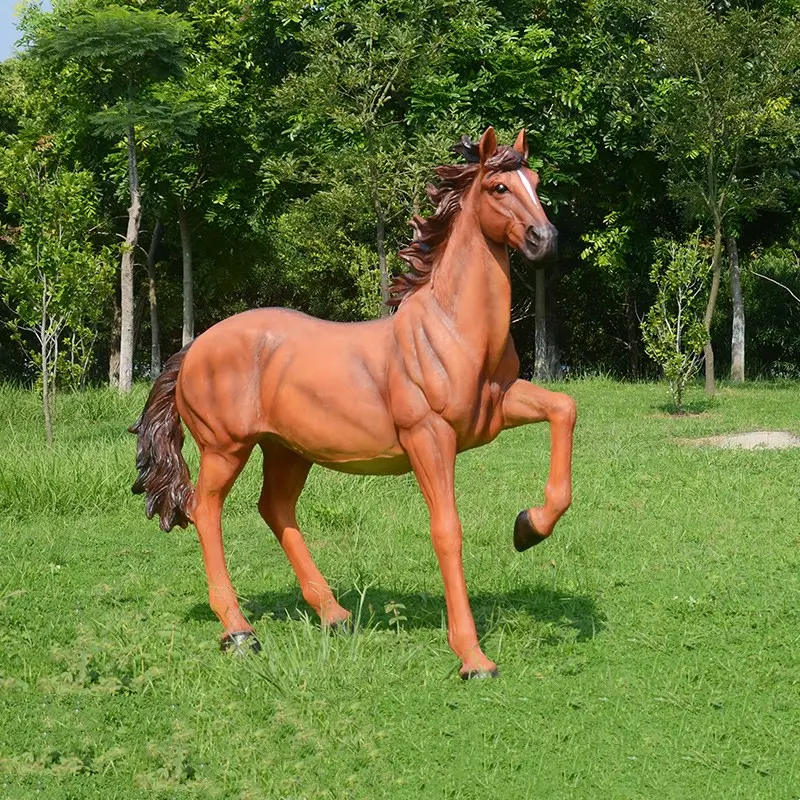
[132,128,577,678]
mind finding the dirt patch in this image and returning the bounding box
[678,431,800,450]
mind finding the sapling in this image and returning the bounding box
[642,234,710,412]
[0,138,113,443]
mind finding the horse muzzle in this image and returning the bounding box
[522,223,558,264]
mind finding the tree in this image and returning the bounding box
[581,212,641,375]
[649,0,800,393]
[0,136,113,442]
[135,0,260,350]
[727,235,745,381]
[269,0,479,314]
[405,0,660,379]
[33,4,193,392]
[642,233,710,412]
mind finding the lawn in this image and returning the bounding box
[0,379,799,799]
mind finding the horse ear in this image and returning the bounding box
[452,135,480,163]
[513,129,529,161]
[478,127,497,165]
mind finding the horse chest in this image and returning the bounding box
[450,374,507,451]
[448,343,518,450]
[390,294,512,443]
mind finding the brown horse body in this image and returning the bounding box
[132,128,576,678]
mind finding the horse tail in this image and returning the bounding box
[129,345,194,532]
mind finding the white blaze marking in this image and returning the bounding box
[517,170,539,207]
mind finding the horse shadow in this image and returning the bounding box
[185,584,605,644]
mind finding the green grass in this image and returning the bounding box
[1,379,799,798]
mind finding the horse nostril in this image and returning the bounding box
[524,224,558,261]
[538,224,557,241]
[525,225,556,244]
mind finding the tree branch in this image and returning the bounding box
[750,269,800,304]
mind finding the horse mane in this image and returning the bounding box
[387,136,528,308]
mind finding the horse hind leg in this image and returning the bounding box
[191,446,260,654]
[258,441,351,627]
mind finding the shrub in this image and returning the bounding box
[642,233,710,412]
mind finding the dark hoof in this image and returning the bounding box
[220,630,262,655]
[327,617,353,635]
[514,510,548,552]
[460,667,499,680]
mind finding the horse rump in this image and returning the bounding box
[129,346,194,532]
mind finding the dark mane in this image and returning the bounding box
[387,136,527,308]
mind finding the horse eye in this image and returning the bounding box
[494,184,509,194]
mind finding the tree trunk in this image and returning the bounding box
[41,282,53,446]
[178,203,194,346]
[376,209,389,317]
[728,236,745,382]
[146,219,163,378]
[367,159,390,317]
[533,267,551,382]
[119,122,142,393]
[132,284,148,356]
[108,291,121,388]
[626,277,640,378]
[703,222,723,395]
[546,271,561,378]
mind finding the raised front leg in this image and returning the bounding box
[502,380,577,551]
[400,414,497,679]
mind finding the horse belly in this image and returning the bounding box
[261,348,402,466]
[316,453,412,476]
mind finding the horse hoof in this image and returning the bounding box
[327,617,353,635]
[220,630,262,655]
[460,666,499,680]
[514,509,548,552]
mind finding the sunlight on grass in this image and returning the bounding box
[1,379,799,798]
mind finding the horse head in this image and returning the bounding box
[461,127,558,264]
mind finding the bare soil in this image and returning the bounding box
[677,430,800,449]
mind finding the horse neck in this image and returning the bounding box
[429,196,512,362]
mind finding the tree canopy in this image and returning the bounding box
[1,0,799,397]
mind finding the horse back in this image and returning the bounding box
[175,308,403,463]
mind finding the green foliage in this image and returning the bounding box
[27,2,197,194]
[642,233,710,411]
[649,0,800,223]
[0,136,114,395]
[744,238,800,377]
[264,188,381,320]
[33,4,192,94]
[581,212,633,274]
[2,0,800,381]
[268,0,463,307]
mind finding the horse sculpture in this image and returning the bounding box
[130,127,576,679]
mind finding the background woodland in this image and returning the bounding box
[1,0,799,413]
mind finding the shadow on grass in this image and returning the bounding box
[655,395,719,415]
[186,585,605,643]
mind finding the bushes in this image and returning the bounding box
[642,234,710,411]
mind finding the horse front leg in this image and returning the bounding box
[502,380,577,551]
[400,414,497,679]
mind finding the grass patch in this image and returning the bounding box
[1,379,799,798]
